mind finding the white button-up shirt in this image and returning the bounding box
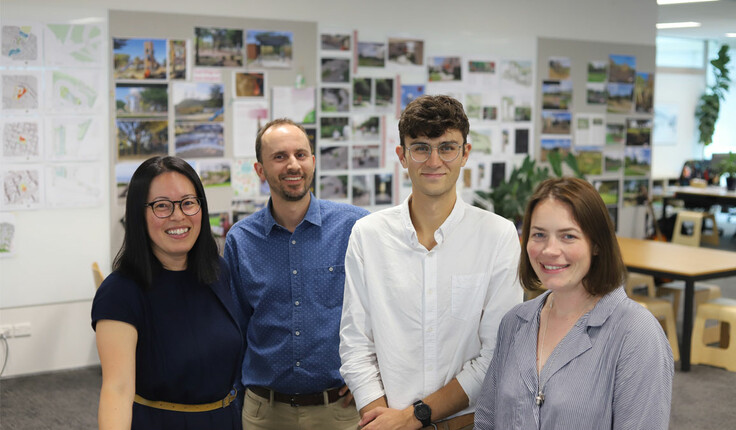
[339,196,523,415]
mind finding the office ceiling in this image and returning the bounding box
[657,0,736,41]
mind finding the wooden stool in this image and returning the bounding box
[632,296,681,362]
[671,210,719,247]
[691,298,736,372]
[657,282,722,344]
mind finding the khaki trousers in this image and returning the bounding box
[242,388,360,430]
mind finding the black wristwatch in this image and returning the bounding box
[413,400,432,427]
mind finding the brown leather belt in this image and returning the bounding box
[424,413,475,430]
[248,386,342,407]
[134,389,237,412]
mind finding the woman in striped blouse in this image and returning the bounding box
[475,178,673,429]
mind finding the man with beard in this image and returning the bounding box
[224,119,368,429]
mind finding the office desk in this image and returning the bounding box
[662,186,736,212]
[617,236,736,371]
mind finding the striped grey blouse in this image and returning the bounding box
[474,287,673,429]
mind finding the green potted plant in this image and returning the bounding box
[695,44,731,146]
[717,151,736,191]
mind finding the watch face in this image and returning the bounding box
[414,402,431,422]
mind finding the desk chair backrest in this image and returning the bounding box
[92,262,105,289]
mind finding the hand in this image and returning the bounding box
[338,385,355,408]
[359,406,421,430]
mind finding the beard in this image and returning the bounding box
[265,167,314,202]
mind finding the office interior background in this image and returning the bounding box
[0,0,734,405]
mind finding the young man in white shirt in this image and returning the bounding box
[339,95,523,430]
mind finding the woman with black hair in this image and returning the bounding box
[92,156,243,429]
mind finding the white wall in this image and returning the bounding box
[0,0,657,377]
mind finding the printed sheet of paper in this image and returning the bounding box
[1,165,44,210]
[0,213,16,258]
[46,116,101,161]
[45,163,102,207]
[2,72,41,112]
[232,101,269,158]
[46,69,102,113]
[44,23,103,67]
[2,118,42,161]
[1,24,43,66]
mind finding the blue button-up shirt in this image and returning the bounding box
[224,194,369,394]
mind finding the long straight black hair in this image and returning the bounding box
[113,156,220,289]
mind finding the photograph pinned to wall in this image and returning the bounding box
[46,116,100,161]
[1,165,43,210]
[624,146,651,176]
[467,59,497,87]
[606,82,633,113]
[465,93,483,119]
[114,161,141,205]
[501,129,511,154]
[194,27,243,67]
[491,162,506,189]
[231,158,261,197]
[428,56,461,82]
[542,80,572,110]
[541,110,572,134]
[175,122,224,158]
[44,163,102,208]
[234,71,265,98]
[352,174,372,207]
[575,146,603,175]
[603,149,623,173]
[626,118,652,146]
[606,123,625,145]
[45,23,103,67]
[622,178,648,207]
[320,116,350,142]
[46,69,102,113]
[353,77,373,109]
[352,144,381,169]
[173,82,224,122]
[112,38,167,80]
[232,100,268,158]
[587,60,607,83]
[2,73,40,112]
[586,82,606,105]
[0,213,17,257]
[272,86,316,124]
[353,115,381,142]
[514,101,532,122]
[634,72,654,113]
[246,30,292,68]
[548,56,571,80]
[374,173,393,205]
[500,96,515,122]
[540,137,571,162]
[197,159,231,188]
[593,179,620,206]
[483,106,498,121]
[320,146,349,171]
[575,113,605,146]
[2,119,41,162]
[653,103,677,145]
[321,33,351,51]
[500,59,533,88]
[387,37,424,67]
[168,39,187,80]
[209,211,231,239]
[515,128,529,154]
[468,128,493,155]
[375,78,394,111]
[320,174,348,199]
[1,24,42,66]
[232,198,267,222]
[608,54,636,84]
[400,84,425,111]
[321,57,350,83]
[116,120,168,161]
[357,42,386,67]
[115,83,168,118]
[321,87,350,113]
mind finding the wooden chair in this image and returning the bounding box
[92,262,105,289]
[671,210,719,247]
[625,273,680,362]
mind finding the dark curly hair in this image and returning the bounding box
[398,94,469,147]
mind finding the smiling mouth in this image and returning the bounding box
[542,263,569,270]
[166,227,190,235]
[283,175,303,183]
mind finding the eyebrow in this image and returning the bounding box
[411,140,460,146]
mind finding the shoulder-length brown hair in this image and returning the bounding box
[519,177,626,296]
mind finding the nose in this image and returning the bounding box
[286,154,301,170]
[541,237,561,255]
[170,202,186,219]
[425,147,443,167]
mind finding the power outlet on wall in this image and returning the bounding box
[12,323,31,337]
[0,325,11,338]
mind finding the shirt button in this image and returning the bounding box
[295,330,300,336]
[328,266,334,272]
[296,361,301,367]
[292,240,296,244]
[292,269,298,275]
[294,301,300,306]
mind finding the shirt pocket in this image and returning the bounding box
[308,264,346,309]
[451,273,485,321]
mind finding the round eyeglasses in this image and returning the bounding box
[145,197,202,218]
[406,142,464,163]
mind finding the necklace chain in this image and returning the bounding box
[535,293,595,406]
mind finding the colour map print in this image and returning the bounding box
[2,167,42,210]
[1,74,39,111]
[44,24,103,67]
[1,25,40,65]
[2,121,41,160]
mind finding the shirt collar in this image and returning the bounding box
[516,286,627,327]
[263,193,321,235]
[399,194,467,248]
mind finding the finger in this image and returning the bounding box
[342,391,354,407]
[339,385,349,396]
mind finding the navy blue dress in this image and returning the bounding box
[92,259,243,430]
